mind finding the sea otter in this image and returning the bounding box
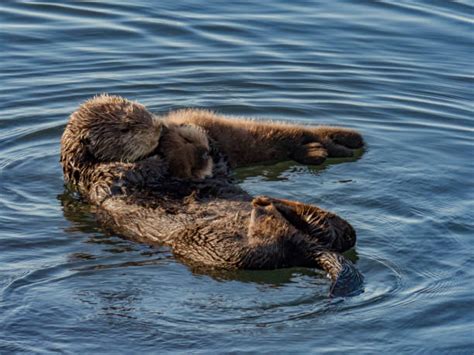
[60,94,364,296]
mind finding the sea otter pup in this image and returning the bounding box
[60,94,364,296]
[162,108,364,168]
[158,122,215,179]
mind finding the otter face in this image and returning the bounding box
[161,124,214,180]
[66,94,162,163]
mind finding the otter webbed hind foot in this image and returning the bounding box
[315,251,364,297]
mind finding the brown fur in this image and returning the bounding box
[60,94,165,202]
[60,95,214,201]
[158,123,214,180]
[162,108,364,168]
[60,94,364,296]
[96,189,363,296]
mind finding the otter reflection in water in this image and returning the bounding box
[60,94,364,297]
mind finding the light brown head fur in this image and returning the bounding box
[60,94,163,186]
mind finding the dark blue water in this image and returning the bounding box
[1,1,473,353]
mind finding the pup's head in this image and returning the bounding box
[60,94,163,185]
[160,124,214,180]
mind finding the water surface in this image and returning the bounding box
[1,0,473,353]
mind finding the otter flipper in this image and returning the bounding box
[314,251,364,297]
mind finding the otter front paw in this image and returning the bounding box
[291,142,328,165]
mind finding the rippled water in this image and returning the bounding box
[1,0,473,353]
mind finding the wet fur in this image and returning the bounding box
[60,94,364,296]
[60,94,165,201]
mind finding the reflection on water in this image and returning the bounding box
[1,0,473,352]
[234,149,364,182]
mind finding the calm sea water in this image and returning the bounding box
[1,0,473,353]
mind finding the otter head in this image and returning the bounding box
[60,94,163,184]
[159,124,214,180]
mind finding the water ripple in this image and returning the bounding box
[1,0,473,352]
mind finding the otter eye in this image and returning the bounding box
[201,151,209,160]
[120,127,130,133]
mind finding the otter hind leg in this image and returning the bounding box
[254,197,356,252]
[315,250,364,297]
[250,197,364,296]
